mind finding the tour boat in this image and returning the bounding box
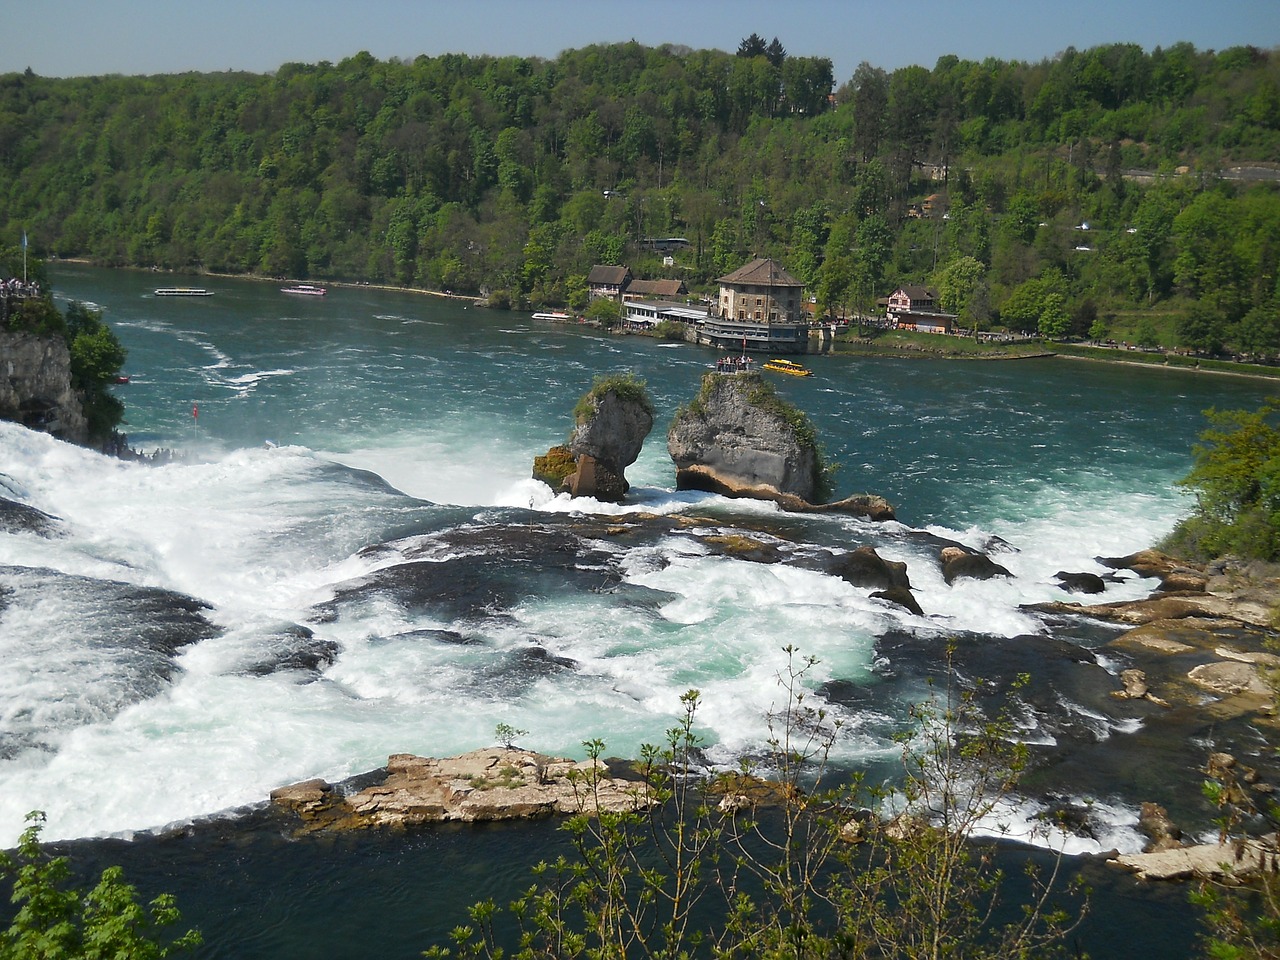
[762,358,813,377]
[154,287,213,297]
[281,284,327,296]
[531,311,571,321]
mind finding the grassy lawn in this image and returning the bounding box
[830,328,1280,380]
[832,328,1053,358]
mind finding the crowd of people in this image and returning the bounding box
[1,277,40,299]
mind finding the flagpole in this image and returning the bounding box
[21,230,27,283]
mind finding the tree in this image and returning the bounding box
[850,62,889,162]
[999,271,1067,333]
[584,297,621,328]
[1164,402,1280,561]
[64,301,126,443]
[736,34,767,59]
[852,214,893,314]
[765,37,787,69]
[932,255,986,318]
[1135,318,1161,349]
[1235,302,1280,359]
[0,811,201,958]
[1177,302,1226,355]
[1037,291,1071,339]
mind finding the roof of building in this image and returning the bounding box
[587,265,631,285]
[626,278,687,297]
[893,285,938,300]
[716,258,802,288]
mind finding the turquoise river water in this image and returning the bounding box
[0,265,1277,957]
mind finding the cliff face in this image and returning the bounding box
[0,331,88,444]
[667,373,820,503]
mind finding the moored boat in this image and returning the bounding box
[762,358,813,377]
[281,284,326,296]
[154,287,213,297]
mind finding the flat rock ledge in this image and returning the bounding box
[1109,836,1278,882]
[270,748,651,833]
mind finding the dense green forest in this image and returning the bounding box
[3,38,1280,354]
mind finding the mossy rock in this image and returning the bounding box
[533,444,575,488]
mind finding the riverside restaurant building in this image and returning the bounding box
[622,257,809,354]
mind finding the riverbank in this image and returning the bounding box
[67,262,1280,382]
[828,328,1280,381]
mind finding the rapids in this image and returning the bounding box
[1,264,1276,863]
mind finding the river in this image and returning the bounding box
[1,264,1276,957]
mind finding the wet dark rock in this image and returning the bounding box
[388,628,475,645]
[239,623,341,677]
[939,547,1013,584]
[317,524,620,622]
[979,534,1018,555]
[1098,549,1208,593]
[0,496,62,537]
[815,678,870,706]
[1055,571,1108,594]
[111,583,220,656]
[832,546,911,591]
[518,645,578,671]
[1039,795,1104,841]
[696,531,784,564]
[871,586,924,616]
[0,566,220,760]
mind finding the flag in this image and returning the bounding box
[20,231,26,249]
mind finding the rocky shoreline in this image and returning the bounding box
[1031,549,1280,881]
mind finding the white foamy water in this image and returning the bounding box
[0,417,1177,848]
[5,266,1273,850]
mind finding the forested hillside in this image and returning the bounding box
[2,38,1279,353]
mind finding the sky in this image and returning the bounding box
[7,0,1280,84]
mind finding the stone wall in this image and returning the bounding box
[0,330,88,444]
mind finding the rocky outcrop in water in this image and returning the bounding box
[0,496,62,537]
[1055,571,1108,594]
[667,372,824,504]
[0,331,88,444]
[534,376,654,502]
[270,747,651,832]
[939,546,1013,584]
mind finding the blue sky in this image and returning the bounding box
[8,0,1279,84]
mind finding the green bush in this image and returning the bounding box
[0,811,201,958]
[572,372,654,423]
[1162,402,1280,561]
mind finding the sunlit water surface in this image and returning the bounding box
[1,266,1276,958]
